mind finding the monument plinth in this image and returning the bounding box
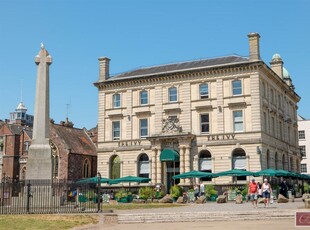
[26,45,52,181]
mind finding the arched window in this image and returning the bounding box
[110,155,121,179]
[282,154,286,170]
[275,152,278,170]
[83,159,91,178]
[168,87,177,102]
[50,141,59,178]
[266,150,270,169]
[199,150,212,181]
[138,154,149,178]
[232,148,246,181]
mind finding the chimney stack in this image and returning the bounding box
[248,33,261,61]
[270,53,283,79]
[98,57,110,81]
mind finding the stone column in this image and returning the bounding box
[156,149,162,184]
[151,148,157,184]
[26,45,52,181]
[185,146,191,184]
[179,146,185,184]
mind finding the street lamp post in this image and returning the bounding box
[97,172,101,212]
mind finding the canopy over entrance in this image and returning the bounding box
[160,149,179,162]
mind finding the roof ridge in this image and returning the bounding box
[110,54,248,77]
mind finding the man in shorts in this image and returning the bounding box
[248,178,258,208]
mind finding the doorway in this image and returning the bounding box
[165,161,180,194]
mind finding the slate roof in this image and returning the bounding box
[106,55,249,81]
[51,124,96,156]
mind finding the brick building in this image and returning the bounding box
[0,113,97,182]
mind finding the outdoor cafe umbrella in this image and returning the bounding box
[172,170,217,179]
[214,169,255,177]
[76,176,110,184]
[108,176,151,184]
[253,169,291,177]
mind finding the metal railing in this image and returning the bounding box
[0,180,102,214]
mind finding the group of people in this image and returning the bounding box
[248,178,280,208]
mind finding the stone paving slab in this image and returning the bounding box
[73,198,307,229]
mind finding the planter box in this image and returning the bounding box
[117,197,128,203]
[210,195,218,201]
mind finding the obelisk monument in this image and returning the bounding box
[26,44,52,181]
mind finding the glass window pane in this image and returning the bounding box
[199,84,209,99]
[232,80,242,95]
[113,94,121,108]
[140,119,148,137]
[140,91,148,105]
[201,114,209,133]
[169,87,177,102]
[113,121,120,140]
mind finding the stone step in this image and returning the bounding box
[116,211,294,224]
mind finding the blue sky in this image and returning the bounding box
[0,0,309,129]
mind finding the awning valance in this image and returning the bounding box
[160,149,179,162]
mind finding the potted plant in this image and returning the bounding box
[139,187,154,201]
[241,186,248,201]
[115,188,129,203]
[205,185,218,201]
[170,185,182,202]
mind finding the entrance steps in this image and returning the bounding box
[116,210,294,224]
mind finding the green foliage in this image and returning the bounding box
[304,182,309,193]
[170,185,183,198]
[240,186,248,196]
[139,187,154,200]
[205,185,218,196]
[115,188,128,200]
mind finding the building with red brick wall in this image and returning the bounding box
[0,119,97,182]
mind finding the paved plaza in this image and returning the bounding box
[73,198,308,230]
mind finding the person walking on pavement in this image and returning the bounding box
[248,178,258,208]
[199,181,205,196]
[262,178,273,208]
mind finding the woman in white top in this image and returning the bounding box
[262,178,273,207]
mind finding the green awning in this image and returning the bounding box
[160,149,179,162]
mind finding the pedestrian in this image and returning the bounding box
[200,181,205,196]
[279,180,288,198]
[194,184,199,200]
[248,178,258,208]
[262,178,273,208]
[257,182,262,198]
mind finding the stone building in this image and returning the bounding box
[0,111,97,182]
[298,115,310,174]
[94,33,301,192]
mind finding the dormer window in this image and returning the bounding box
[113,93,121,108]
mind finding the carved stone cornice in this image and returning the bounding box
[95,62,262,91]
